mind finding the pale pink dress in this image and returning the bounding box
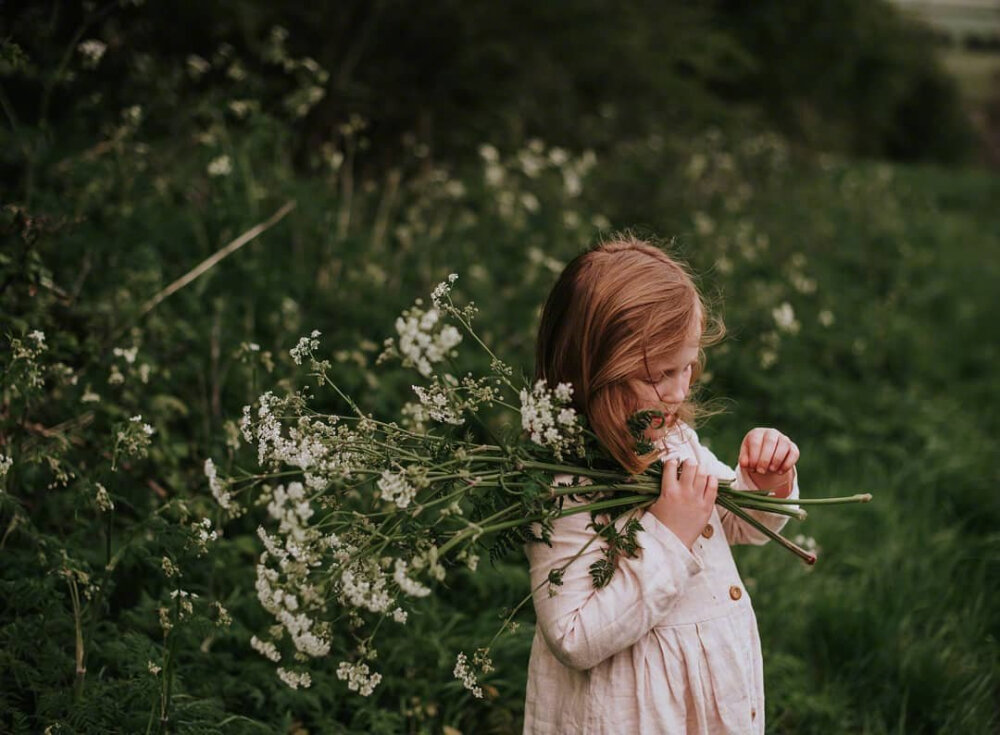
[523,423,798,734]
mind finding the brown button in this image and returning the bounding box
[751,709,757,720]
[701,524,714,539]
[729,585,742,601]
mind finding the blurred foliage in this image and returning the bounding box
[0,0,997,733]
[713,0,976,162]
[0,0,977,186]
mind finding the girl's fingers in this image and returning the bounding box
[679,459,696,489]
[779,442,800,473]
[661,459,678,494]
[756,431,779,473]
[703,474,718,502]
[741,431,762,469]
[770,442,791,472]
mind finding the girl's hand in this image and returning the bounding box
[649,458,718,549]
[739,428,799,498]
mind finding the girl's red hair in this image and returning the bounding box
[535,234,723,473]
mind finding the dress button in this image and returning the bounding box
[751,708,757,720]
[701,524,714,539]
[729,585,742,601]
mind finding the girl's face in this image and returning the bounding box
[628,320,701,434]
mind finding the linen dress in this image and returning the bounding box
[523,422,798,735]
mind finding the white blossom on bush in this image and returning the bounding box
[0,454,12,482]
[207,155,232,177]
[290,330,321,365]
[772,302,801,334]
[204,458,233,510]
[77,39,107,68]
[453,651,483,698]
[276,667,312,689]
[393,558,431,598]
[337,660,382,696]
[251,635,281,663]
[94,483,114,512]
[430,273,459,308]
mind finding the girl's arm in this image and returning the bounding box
[527,479,703,671]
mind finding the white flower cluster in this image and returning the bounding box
[453,651,483,698]
[337,660,382,696]
[162,556,179,578]
[170,589,198,619]
[340,560,392,613]
[411,383,464,426]
[240,393,363,488]
[251,635,281,662]
[772,302,801,335]
[114,415,155,463]
[392,304,462,377]
[207,155,232,177]
[400,400,431,432]
[392,559,431,598]
[251,475,336,673]
[377,470,417,509]
[519,380,583,460]
[254,548,332,660]
[190,517,219,555]
[267,481,313,531]
[10,331,47,391]
[113,346,138,364]
[203,458,233,511]
[213,601,232,627]
[290,330,321,365]
[430,273,459,308]
[94,483,114,512]
[0,454,12,482]
[77,39,107,68]
[277,667,312,690]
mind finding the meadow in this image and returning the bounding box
[2,4,999,733]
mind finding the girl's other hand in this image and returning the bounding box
[739,428,798,498]
[649,458,718,549]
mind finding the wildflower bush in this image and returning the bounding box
[1,4,998,734]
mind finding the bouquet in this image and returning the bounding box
[206,275,871,695]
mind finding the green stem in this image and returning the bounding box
[158,587,181,735]
[716,496,816,565]
[734,492,872,506]
[475,494,656,539]
[724,498,807,521]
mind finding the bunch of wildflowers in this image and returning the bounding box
[208,273,871,697]
[520,380,585,460]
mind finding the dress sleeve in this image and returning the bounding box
[526,477,704,672]
[688,431,801,546]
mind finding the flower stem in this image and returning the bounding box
[716,496,816,565]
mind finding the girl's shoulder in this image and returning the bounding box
[656,421,703,458]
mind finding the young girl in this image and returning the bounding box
[524,236,800,734]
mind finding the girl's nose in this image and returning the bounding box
[664,379,687,404]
